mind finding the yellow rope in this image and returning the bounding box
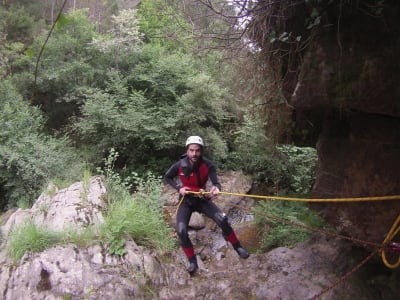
[187,190,400,268]
[381,214,400,269]
[177,194,185,211]
[189,190,400,202]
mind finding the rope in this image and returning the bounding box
[179,189,399,299]
[177,194,185,211]
[308,248,380,300]
[187,190,400,269]
[381,214,400,268]
[232,203,397,299]
[189,190,400,202]
[174,189,399,297]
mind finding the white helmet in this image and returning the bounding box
[185,135,204,147]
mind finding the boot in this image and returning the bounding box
[187,256,198,275]
[235,245,250,259]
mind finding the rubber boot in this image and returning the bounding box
[187,256,198,275]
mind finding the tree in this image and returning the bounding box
[73,45,229,173]
[137,0,192,51]
[28,9,99,129]
[90,8,143,68]
[0,79,83,209]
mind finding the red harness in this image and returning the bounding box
[178,161,209,192]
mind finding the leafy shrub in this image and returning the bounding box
[253,200,326,251]
[231,114,282,181]
[277,145,318,195]
[72,44,231,173]
[231,113,318,194]
[0,80,83,208]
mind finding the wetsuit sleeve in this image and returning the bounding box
[164,161,181,191]
[205,159,222,191]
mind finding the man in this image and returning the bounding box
[164,135,250,275]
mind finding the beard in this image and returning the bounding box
[189,155,200,164]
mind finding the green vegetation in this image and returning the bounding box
[0,3,235,209]
[6,220,99,262]
[248,143,320,251]
[231,114,279,180]
[100,188,175,255]
[7,221,60,262]
[253,200,327,251]
[6,160,175,261]
[2,1,322,259]
[0,79,83,209]
[98,149,175,255]
[277,145,318,195]
[232,114,318,194]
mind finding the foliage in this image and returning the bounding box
[61,226,98,248]
[0,40,27,79]
[231,113,317,194]
[137,0,192,50]
[6,221,98,262]
[0,79,83,209]
[98,149,175,255]
[7,220,60,262]
[277,144,318,195]
[27,9,99,128]
[2,1,240,180]
[96,148,175,254]
[73,44,230,172]
[96,147,136,203]
[0,4,38,44]
[100,182,175,255]
[253,200,326,251]
[231,113,280,180]
[90,8,143,66]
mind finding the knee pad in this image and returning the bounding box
[177,221,188,238]
[214,212,231,232]
[177,221,192,248]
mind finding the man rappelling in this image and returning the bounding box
[164,136,250,275]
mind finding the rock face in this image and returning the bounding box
[0,174,398,299]
[2,176,106,237]
[286,4,400,245]
[311,113,400,244]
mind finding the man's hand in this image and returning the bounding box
[179,186,191,196]
[210,186,220,197]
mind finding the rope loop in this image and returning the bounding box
[381,215,400,269]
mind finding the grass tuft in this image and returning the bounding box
[7,221,61,262]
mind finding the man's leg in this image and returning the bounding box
[201,200,250,259]
[176,199,198,274]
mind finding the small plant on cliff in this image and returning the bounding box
[7,221,61,262]
[97,148,175,255]
[100,173,175,255]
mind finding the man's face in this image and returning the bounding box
[187,144,202,164]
